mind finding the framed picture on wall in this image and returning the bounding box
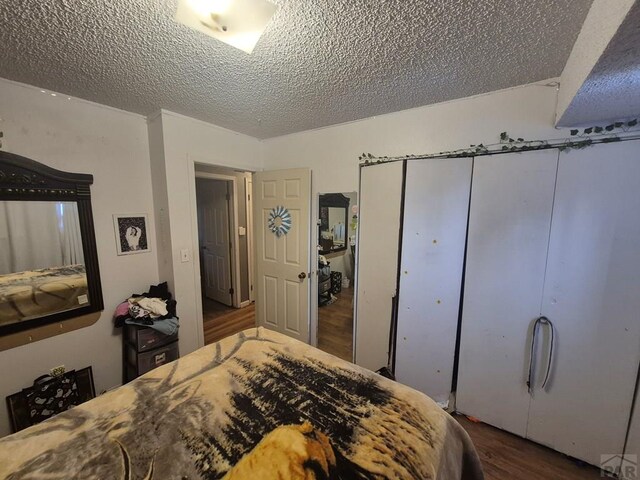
[113,214,151,255]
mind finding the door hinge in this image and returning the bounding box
[226,193,231,201]
[229,287,234,295]
[250,285,253,291]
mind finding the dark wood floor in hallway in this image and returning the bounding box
[317,286,354,361]
[455,415,602,480]
[202,298,256,345]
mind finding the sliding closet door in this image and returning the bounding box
[355,161,403,371]
[456,150,558,436]
[526,141,640,466]
[395,158,472,404]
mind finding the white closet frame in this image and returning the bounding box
[355,140,640,469]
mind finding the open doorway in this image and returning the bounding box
[316,192,358,361]
[195,164,256,345]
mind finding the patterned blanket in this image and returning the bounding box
[0,328,483,479]
[0,264,88,325]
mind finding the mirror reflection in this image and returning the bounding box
[0,201,89,326]
[319,194,350,255]
[317,192,358,363]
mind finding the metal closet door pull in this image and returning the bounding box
[527,315,555,394]
[298,272,307,280]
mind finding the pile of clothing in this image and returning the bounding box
[113,282,178,336]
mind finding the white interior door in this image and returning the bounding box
[526,141,640,466]
[396,157,472,405]
[456,150,558,436]
[354,161,404,371]
[254,168,310,342]
[197,178,232,306]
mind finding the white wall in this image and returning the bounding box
[263,80,566,193]
[0,79,159,436]
[263,79,570,348]
[148,113,175,292]
[555,0,636,125]
[149,111,262,356]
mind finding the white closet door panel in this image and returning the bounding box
[355,162,403,371]
[527,141,640,466]
[456,150,558,436]
[396,157,472,404]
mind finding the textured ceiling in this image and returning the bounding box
[0,0,592,139]
[558,0,640,126]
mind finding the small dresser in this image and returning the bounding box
[123,324,179,382]
[318,262,332,306]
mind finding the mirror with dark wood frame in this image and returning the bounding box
[0,151,103,336]
[318,193,350,255]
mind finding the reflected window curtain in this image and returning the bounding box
[0,201,65,275]
[332,222,345,244]
[58,202,84,266]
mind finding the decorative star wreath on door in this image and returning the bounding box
[268,205,292,237]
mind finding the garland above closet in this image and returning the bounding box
[359,118,640,165]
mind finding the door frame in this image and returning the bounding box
[245,176,255,304]
[315,191,358,362]
[193,172,242,309]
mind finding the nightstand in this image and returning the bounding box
[123,324,179,382]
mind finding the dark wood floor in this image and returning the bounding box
[202,297,235,316]
[202,298,255,345]
[317,287,354,361]
[455,415,602,480]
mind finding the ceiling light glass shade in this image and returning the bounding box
[175,0,277,54]
[187,0,233,15]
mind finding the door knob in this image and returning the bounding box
[298,272,307,280]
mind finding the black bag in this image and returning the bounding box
[24,371,80,423]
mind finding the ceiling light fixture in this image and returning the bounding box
[187,0,233,16]
[175,0,277,54]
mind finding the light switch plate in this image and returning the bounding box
[239,226,246,236]
[180,249,190,262]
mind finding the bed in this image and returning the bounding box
[0,264,88,325]
[0,327,483,479]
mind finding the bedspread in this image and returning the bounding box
[0,264,88,325]
[0,327,483,479]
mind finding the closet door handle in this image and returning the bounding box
[527,316,555,394]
